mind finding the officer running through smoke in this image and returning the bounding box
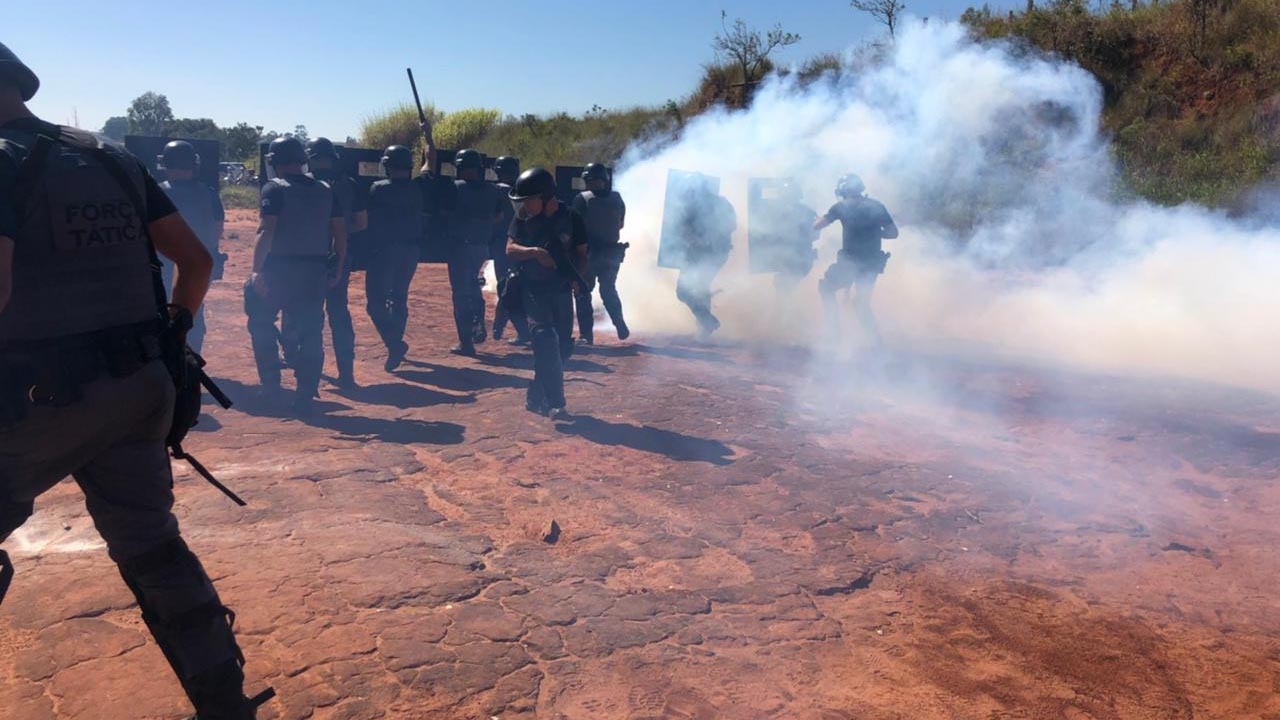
[0,41,270,719]
[674,180,736,339]
[814,173,897,346]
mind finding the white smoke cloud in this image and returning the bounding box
[609,20,1280,394]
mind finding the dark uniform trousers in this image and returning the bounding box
[573,244,626,341]
[245,258,328,395]
[447,243,489,346]
[0,359,246,711]
[324,268,355,377]
[523,287,575,410]
[364,241,420,352]
[676,262,721,334]
[491,240,529,340]
[819,250,885,342]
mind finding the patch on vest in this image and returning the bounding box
[47,166,144,253]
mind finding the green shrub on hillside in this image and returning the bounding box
[964,0,1280,206]
[434,108,500,151]
[359,103,442,167]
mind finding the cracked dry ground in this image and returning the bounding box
[4,210,1280,720]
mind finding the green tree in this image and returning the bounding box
[101,116,128,140]
[126,91,174,136]
[291,124,309,144]
[168,117,224,142]
[224,123,262,161]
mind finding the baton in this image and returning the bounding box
[407,68,428,126]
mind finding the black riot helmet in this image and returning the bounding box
[508,167,557,201]
[455,149,484,180]
[0,41,39,102]
[493,156,520,184]
[266,136,307,167]
[305,137,339,161]
[382,145,414,171]
[582,162,611,193]
[160,140,200,171]
[835,173,865,198]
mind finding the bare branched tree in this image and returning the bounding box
[851,0,908,39]
[712,11,801,105]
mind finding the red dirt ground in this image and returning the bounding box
[3,210,1279,719]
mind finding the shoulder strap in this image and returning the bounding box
[8,133,56,217]
[83,140,169,317]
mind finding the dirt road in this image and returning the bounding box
[3,210,1278,719]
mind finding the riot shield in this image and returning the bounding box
[658,169,721,270]
[420,173,457,264]
[125,135,222,190]
[747,177,819,276]
[555,165,586,206]
[336,146,386,271]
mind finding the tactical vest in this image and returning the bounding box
[836,197,888,258]
[314,170,355,229]
[451,179,496,246]
[161,179,218,250]
[577,191,624,247]
[0,126,158,342]
[269,177,333,257]
[368,178,423,245]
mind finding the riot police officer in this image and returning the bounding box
[0,41,267,718]
[306,138,367,388]
[159,140,225,353]
[246,136,347,415]
[770,179,818,292]
[489,156,529,343]
[447,149,504,357]
[506,168,588,418]
[813,173,897,345]
[675,182,736,338]
[364,145,423,371]
[571,163,629,343]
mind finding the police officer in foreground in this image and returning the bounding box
[0,42,267,718]
[364,145,423,371]
[489,156,529,343]
[246,136,347,415]
[813,173,897,345]
[447,149,505,357]
[572,163,629,344]
[159,140,225,353]
[675,182,736,338]
[306,138,367,388]
[506,168,588,418]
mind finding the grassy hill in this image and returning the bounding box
[343,1,1280,210]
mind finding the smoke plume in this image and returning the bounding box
[610,20,1280,394]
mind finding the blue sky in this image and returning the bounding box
[11,0,1020,140]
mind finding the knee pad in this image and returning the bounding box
[117,538,243,681]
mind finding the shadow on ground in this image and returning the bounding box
[555,414,735,466]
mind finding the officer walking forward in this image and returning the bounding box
[489,156,529,343]
[159,140,225,353]
[245,136,347,415]
[446,149,505,357]
[364,145,424,371]
[306,138,367,388]
[675,183,736,338]
[572,163,629,343]
[0,42,267,718]
[506,168,588,418]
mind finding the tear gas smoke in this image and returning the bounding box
[610,20,1280,394]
